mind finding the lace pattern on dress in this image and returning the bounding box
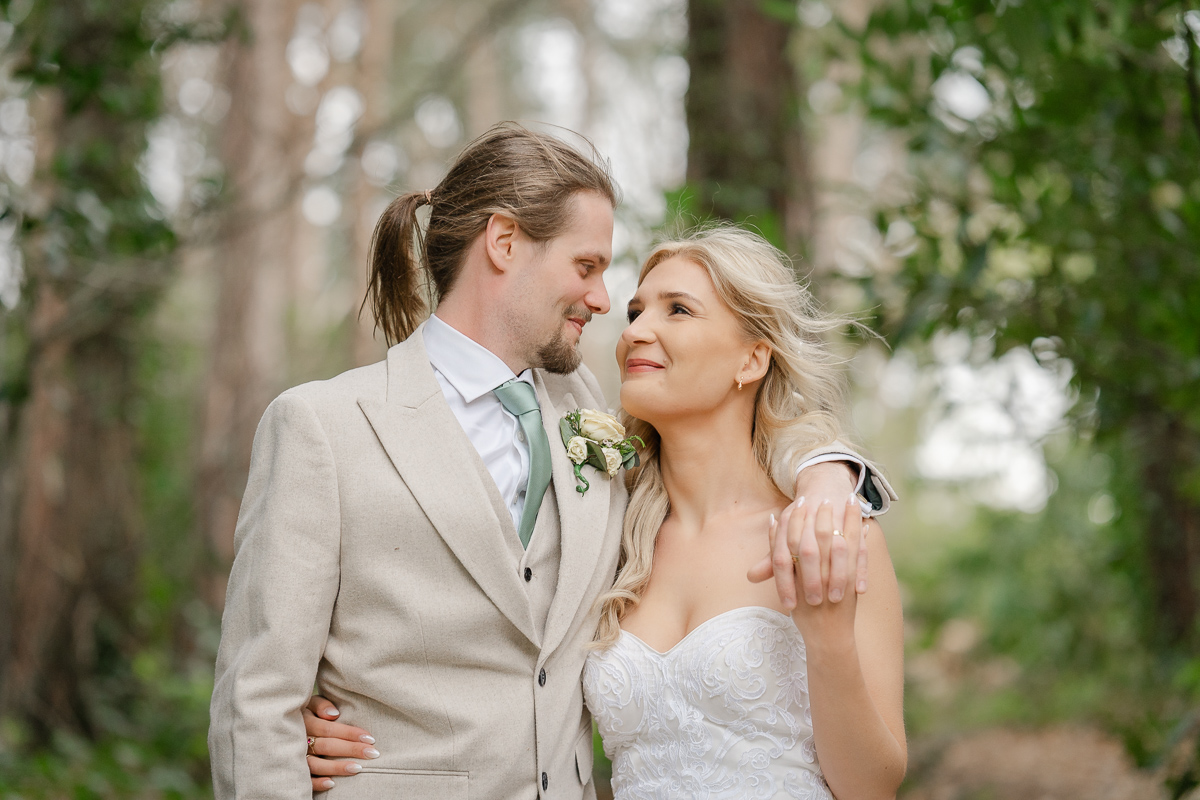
[583,606,833,800]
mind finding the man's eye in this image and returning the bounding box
[626,309,641,323]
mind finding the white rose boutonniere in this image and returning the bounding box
[559,409,644,494]
[578,408,626,443]
[566,436,589,465]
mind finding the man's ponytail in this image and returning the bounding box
[365,192,431,346]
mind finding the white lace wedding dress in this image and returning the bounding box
[583,606,833,799]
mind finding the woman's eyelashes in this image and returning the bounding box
[626,303,692,324]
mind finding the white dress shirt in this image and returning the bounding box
[424,314,534,533]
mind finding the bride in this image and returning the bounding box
[307,226,905,798]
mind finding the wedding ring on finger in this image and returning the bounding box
[307,736,317,756]
[833,529,844,537]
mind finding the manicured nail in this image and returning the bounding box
[848,492,858,506]
[821,498,830,506]
[363,748,380,759]
[320,779,335,790]
[770,513,776,527]
[346,763,362,774]
[797,496,806,507]
[327,708,339,716]
[359,734,375,744]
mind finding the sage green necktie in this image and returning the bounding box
[493,379,552,548]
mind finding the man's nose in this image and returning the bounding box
[586,278,611,315]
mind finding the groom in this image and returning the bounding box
[208,124,895,800]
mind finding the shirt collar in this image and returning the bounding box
[424,313,533,402]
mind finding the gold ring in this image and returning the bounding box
[791,555,800,564]
[833,529,844,537]
[307,736,317,755]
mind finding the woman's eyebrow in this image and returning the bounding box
[658,290,703,306]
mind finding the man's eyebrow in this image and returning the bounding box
[575,251,611,267]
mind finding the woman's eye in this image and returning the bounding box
[626,309,641,323]
[670,303,691,316]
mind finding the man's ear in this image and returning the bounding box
[744,341,772,383]
[483,212,519,273]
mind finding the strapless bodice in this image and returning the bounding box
[583,606,832,799]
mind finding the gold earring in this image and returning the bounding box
[737,377,743,391]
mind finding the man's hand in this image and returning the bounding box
[747,461,869,605]
[304,696,379,792]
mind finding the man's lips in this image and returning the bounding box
[625,358,664,373]
[567,317,585,335]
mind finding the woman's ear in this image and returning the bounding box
[743,341,772,383]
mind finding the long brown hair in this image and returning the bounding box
[365,123,618,345]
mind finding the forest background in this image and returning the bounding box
[0,0,1198,797]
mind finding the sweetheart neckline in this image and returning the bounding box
[618,605,796,657]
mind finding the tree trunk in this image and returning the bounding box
[348,0,395,368]
[196,0,316,592]
[2,84,150,737]
[1134,415,1200,646]
[684,0,813,251]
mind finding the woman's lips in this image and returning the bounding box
[625,358,664,374]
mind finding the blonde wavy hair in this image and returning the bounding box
[592,225,857,649]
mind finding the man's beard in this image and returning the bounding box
[534,306,591,374]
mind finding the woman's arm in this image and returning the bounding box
[753,494,906,799]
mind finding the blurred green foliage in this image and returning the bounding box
[843,0,1200,640]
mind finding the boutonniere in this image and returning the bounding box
[559,409,643,495]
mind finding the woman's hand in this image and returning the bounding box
[303,695,379,792]
[748,493,869,615]
[783,496,863,642]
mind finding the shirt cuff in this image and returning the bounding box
[794,453,873,516]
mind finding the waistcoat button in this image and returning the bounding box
[538,668,546,686]
[524,567,532,582]
[541,772,548,790]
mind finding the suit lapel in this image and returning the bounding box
[535,378,611,656]
[358,329,537,645]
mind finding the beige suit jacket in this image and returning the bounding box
[208,326,895,800]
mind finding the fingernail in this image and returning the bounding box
[797,496,806,507]
[320,779,335,790]
[770,513,776,527]
[327,708,339,716]
[807,593,821,605]
[830,589,842,602]
[346,763,362,774]
[359,735,376,744]
[848,492,858,505]
[363,748,380,759]
[858,580,867,593]
[821,498,830,506]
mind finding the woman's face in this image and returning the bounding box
[616,256,761,427]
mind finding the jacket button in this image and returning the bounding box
[524,567,532,582]
[538,668,546,686]
[541,772,548,790]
